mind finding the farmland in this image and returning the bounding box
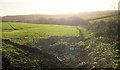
[1,11,119,70]
[2,22,82,45]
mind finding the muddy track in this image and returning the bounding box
[2,39,68,68]
[76,26,84,40]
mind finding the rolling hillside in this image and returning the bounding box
[2,11,117,27]
[2,15,90,27]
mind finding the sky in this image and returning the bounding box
[0,0,119,16]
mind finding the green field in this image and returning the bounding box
[2,22,81,44]
[2,22,93,45]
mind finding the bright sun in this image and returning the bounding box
[29,0,116,14]
[1,0,119,16]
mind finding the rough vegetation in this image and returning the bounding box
[1,11,119,70]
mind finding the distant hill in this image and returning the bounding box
[77,10,117,20]
[2,10,117,27]
[2,15,90,27]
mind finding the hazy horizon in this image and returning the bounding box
[0,0,119,16]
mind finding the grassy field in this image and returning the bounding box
[2,22,85,45]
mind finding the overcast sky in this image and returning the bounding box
[0,0,119,16]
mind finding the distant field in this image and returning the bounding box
[89,16,118,24]
[2,22,81,44]
[78,11,117,20]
